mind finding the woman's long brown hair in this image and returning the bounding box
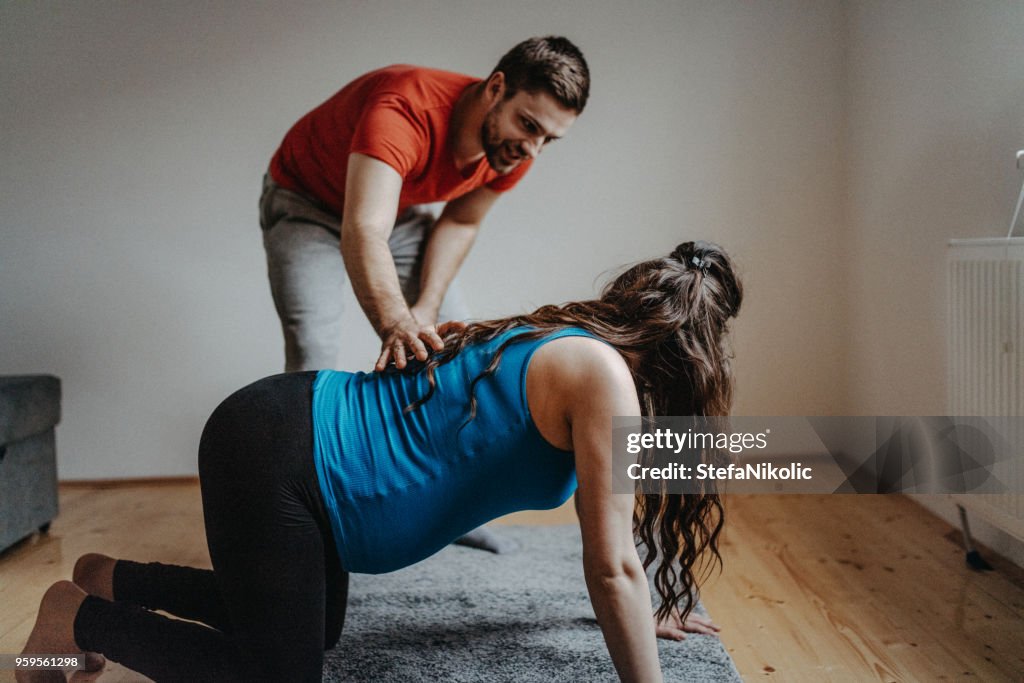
[407,241,743,622]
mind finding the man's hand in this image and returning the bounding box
[374,307,469,372]
[654,608,721,641]
[375,314,444,371]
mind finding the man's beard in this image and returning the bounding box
[481,106,522,174]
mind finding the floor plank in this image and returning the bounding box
[702,495,1024,681]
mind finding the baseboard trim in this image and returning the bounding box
[59,476,199,488]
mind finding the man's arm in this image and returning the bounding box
[341,153,444,370]
[410,185,500,327]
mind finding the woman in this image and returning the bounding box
[19,241,741,683]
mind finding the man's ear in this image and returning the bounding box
[484,71,506,103]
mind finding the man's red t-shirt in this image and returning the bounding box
[269,65,533,217]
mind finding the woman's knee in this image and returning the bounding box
[324,623,342,650]
[322,571,348,650]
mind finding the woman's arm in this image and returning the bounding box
[559,340,663,683]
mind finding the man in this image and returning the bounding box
[259,37,589,553]
[260,36,589,373]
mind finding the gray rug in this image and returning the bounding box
[322,525,740,682]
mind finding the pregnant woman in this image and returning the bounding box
[19,240,740,683]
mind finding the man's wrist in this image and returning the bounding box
[378,307,416,336]
[412,293,442,318]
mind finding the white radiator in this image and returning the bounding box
[948,237,1024,539]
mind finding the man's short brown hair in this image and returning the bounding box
[491,36,590,113]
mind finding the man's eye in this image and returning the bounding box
[522,118,537,133]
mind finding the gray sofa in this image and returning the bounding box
[0,375,60,553]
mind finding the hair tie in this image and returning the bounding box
[691,255,708,273]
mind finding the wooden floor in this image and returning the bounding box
[1,484,1022,682]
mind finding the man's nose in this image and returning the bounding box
[523,137,543,159]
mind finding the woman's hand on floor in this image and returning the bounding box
[655,608,721,641]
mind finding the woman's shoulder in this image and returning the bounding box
[525,331,640,449]
[472,325,631,390]
[530,332,635,395]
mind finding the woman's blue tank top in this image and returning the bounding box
[312,326,594,574]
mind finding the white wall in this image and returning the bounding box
[842,0,1024,414]
[1,1,847,479]
[842,1,1024,564]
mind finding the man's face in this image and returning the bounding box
[481,88,578,174]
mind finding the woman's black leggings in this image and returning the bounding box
[72,372,349,682]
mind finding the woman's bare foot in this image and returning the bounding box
[16,581,87,683]
[79,652,106,673]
